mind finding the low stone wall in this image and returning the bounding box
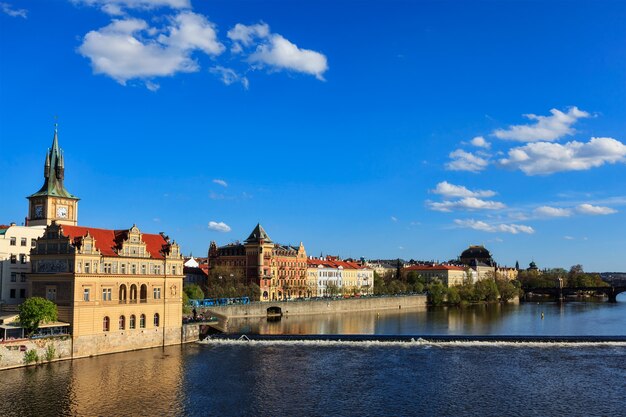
[0,337,72,370]
[205,295,427,320]
[182,323,200,343]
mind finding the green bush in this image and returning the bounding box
[24,349,39,365]
[45,344,56,362]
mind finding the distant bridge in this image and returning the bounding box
[522,286,626,303]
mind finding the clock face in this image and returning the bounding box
[57,206,68,219]
[34,205,43,218]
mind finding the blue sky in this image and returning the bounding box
[1,0,625,271]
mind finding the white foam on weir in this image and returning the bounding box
[198,338,626,349]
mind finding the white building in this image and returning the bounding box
[307,257,373,297]
[0,223,46,307]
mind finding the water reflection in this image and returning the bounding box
[227,298,626,336]
[0,347,186,417]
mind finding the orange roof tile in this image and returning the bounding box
[60,225,168,259]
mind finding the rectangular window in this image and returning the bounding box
[153,287,161,299]
[131,264,137,274]
[10,237,16,246]
[102,288,112,301]
[85,262,90,274]
[20,273,26,282]
[20,237,27,246]
[141,264,146,274]
[20,289,26,299]
[104,263,111,273]
[10,254,16,264]
[83,288,90,302]
[10,272,17,282]
[112,262,118,274]
[171,265,176,275]
[10,289,16,298]
[31,239,37,248]
[121,263,126,274]
[20,254,27,264]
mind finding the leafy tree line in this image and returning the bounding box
[426,277,521,306]
[516,265,608,289]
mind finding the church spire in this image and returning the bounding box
[29,123,78,200]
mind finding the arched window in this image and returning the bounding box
[130,284,137,301]
[119,284,127,303]
[103,316,110,332]
[153,313,160,327]
[129,314,136,329]
[140,284,147,302]
[140,314,146,328]
[262,291,268,300]
[119,315,125,330]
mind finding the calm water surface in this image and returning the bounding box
[1,298,625,417]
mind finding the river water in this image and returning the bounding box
[1,298,625,416]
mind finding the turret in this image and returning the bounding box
[44,150,50,178]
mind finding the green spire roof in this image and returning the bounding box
[29,124,78,200]
[245,223,272,243]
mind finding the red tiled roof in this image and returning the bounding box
[404,265,465,272]
[60,225,168,259]
[307,259,369,270]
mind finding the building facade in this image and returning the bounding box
[209,224,308,302]
[404,264,468,287]
[28,223,184,357]
[307,257,374,297]
[0,224,45,306]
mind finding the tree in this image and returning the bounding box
[426,280,446,306]
[446,286,461,305]
[183,284,205,300]
[496,278,520,302]
[19,297,58,336]
[326,282,340,297]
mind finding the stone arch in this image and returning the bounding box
[119,284,127,302]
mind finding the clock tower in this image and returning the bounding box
[27,124,79,226]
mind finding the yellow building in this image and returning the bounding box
[25,126,184,357]
[28,223,184,357]
[404,264,468,287]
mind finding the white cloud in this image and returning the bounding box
[78,13,224,86]
[564,236,575,240]
[454,219,534,234]
[250,34,328,80]
[499,137,626,175]
[428,197,505,212]
[533,206,572,218]
[227,22,270,49]
[446,149,489,172]
[493,107,590,142]
[432,181,496,198]
[576,204,617,215]
[159,12,224,55]
[208,221,231,232]
[1,2,27,18]
[212,179,228,187]
[73,0,190,14]
[209,66,249,89]
[228,23,328,80]
[391,216,398,222]
[470,136,490,149]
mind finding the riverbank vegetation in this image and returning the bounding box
[517,265,607,288]
[426,277,521,306]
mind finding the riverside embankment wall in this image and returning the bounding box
[1,324,201,370]
[206,295,427,320]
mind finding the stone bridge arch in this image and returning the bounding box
[267,306,282,317]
